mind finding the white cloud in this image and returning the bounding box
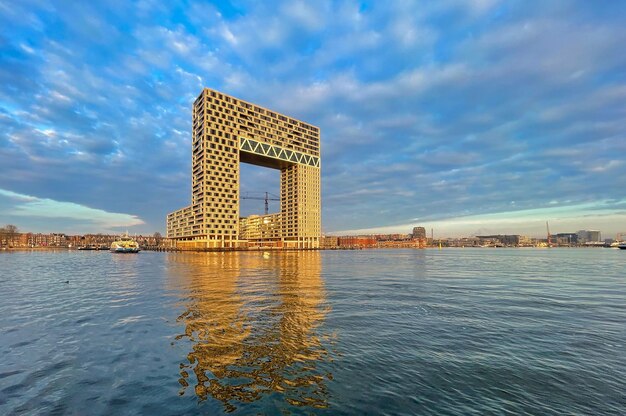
[281,1,327,31]
[0,189,144,231]
[466,0,501,14]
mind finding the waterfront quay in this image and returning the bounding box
[0,231,172,250]
[1,229,621,251]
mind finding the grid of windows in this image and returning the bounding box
[281,164,321,243]
[239,213,281,241]
[167,88,321,249]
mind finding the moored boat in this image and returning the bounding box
[110,235,140,253]
[619,243,626,250]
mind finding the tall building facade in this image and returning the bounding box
[167,88,321,249]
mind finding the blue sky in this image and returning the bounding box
[1,0,626,237]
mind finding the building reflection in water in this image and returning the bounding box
[167,251,332,411]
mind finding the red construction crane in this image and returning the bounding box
[241,192,280,215]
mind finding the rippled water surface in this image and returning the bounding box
[1,249,625,415]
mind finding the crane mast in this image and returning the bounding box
[240,192,280,215]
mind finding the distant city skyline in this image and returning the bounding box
[332,200,626,239]
[1,1,626,236]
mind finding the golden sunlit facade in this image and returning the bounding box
[167,88,321,249]
[239,213,281,245]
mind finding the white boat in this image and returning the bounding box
[619,243,626,250]
[110,235,140,253]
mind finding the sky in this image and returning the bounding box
[1,0,626,238]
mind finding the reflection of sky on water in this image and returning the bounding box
[167,251,331,412]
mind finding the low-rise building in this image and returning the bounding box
[554,233,578,245]
[320,236,338,249]
[239,213,281,247]
[577,230,601,243]
[476,235,522,246]
[337,236,377,248]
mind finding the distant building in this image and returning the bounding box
[412,226,426,240]
[1,232,29,247]
[320,236,338,249]
[337,236,377,248]
[555,233,578,244]
[588,230,601,242]
[373,234,411,241]
[476,235,521,246]
[239,213,281,246]
[28,233,50,247]
[577,230,601,243]
[445,237,481,247]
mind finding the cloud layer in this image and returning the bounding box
[1,1,625,236]
[0,189,144,233]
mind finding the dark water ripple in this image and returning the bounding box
[1,248,625,415]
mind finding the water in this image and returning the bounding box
[1,248,624,415]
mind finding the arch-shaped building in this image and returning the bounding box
[167,88,321,249]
